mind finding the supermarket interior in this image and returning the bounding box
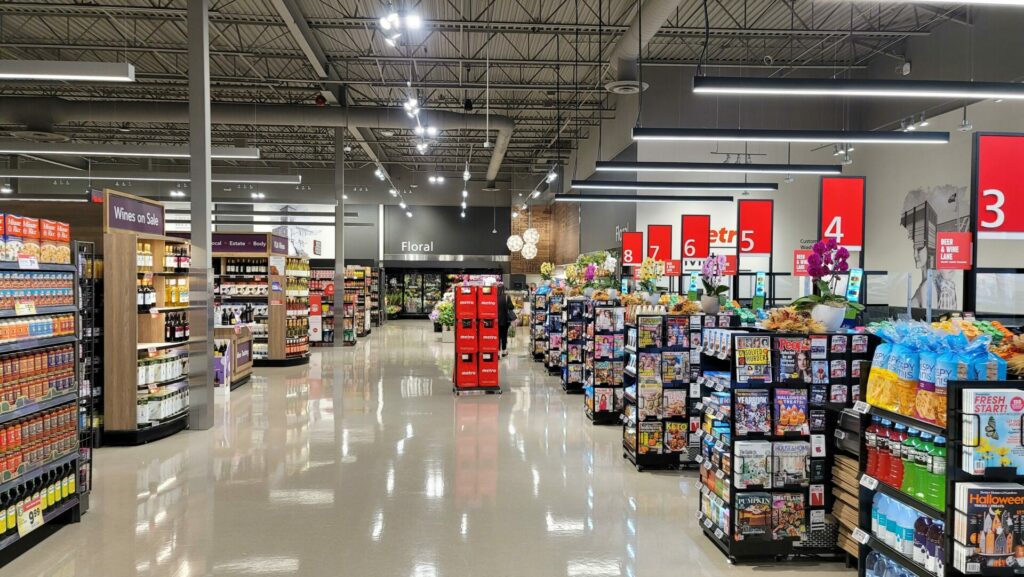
[1,1,1024,576]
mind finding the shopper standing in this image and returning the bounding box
[497,288,515,357]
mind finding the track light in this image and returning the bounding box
[425,126,438,137]
[692,76,1024,100]
[571,180,777,192]
[918,114,929,127]
[405,97,418,110]
[385,33,401,47]
[435,175,444,183]
[512,211,518,218]
[460,210,466,218]
[463,168,471,181]
[405,14,422,29]
[399,201,407,209]
[461,201,467,209]
[531,190,541,198]
[406,210,413,218]
[959,106,974,132]
[595,160,843,176]
[0,183,12,194]
[416,143,428,154]
[414,125,425,136]
[389,188,398,196]
[462,189,468,198]
[250,192,265,199]
[374,168,385,180]
[546,171,557,183]
[632,127,949,144]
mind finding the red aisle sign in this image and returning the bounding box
[936,232,972,270]
[820,177,866,250]
[793,250,812,277]
[722,255,737,276]
[680,215,711,259]
[647,224,672,262]
[621,231,643,265]
[309,294,322,316]
[976,134,1024,239]
[664,260,681,277]
[737,200,773,255]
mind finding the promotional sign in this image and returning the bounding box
[793,250,812,277]
[976,134,1024,239]
[680,215,711,259]
[736,199,773,255]
[105,190,165,235]
[647,224,672,262]
[310,294,322,316]
[752,271,767,310]
[235,339,252,366]
[663,260,681,277]
[845,268,865,320]
[820,177,866,251]
[313,239,322,256]
[309,315,323,343]
[212,233,271,253]
[722,255,738,276]
[621,231,644,266]
[936,232,972,270]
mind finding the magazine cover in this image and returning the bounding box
[773,441,811,487]
[638,316,663,348]
[661,352,688,383]
[773,494,807,541]
[595,308,615,332]
[614,387,624,410]
[735,389,771,436]
[691,331,702,349]
[638,352,660,379]
[735,335,773,383]
[774,388,809,435]
[663,389,688,418]
[595,334,614,359]
[638,381,663,420]
[733,441,772,489]
[625,353,637,375]
[594,361,612,385]
[594,387,613,413]
[626,329,637,350]
[735,493,772,541]
[776,337,812,383]
[611,308,625,331]
[953,482,1024,573]
[568,365,583,384]
[666,316,689,347]
[614,334,625,357]
[811,360,829,384]
[638,421,663,454]
[664,422,688,453]
[568,344,582,364]
[612,361,624,384]
[962,390,1024,476]
[549,333,563,350]
[567,322,583,341]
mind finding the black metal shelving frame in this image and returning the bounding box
[544,294,564,375]
[561,299,587,394]
[530,294,548,361]
[75,241,98,509]
[583,299,624,425]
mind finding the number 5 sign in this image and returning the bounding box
[975,134,1024,239]
[820,177,866,251]
[736,199,773,255]
[621,231,644,265]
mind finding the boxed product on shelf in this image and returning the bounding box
[960,388,1024,476]
[952,482,1024,573]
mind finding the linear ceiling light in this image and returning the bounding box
[0,142,259,160]
[571,179,777,192]
[632,127,949,144]
[595,160,842,175]
[693,76,1024,100]
[0,171,301,184]
[0,60,135,82]
[554,194,735,203]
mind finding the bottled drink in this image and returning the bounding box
[877,495,892,545]
[901,428,920,496]
[889,423,908,488]
[926,520,943,573]
[914,433,935,502]
[897,503,916,557]
[866,416,882,477]
[877,420,893,484]
[927,436,947,511]
[914,515,931,566]
[872,493,883,535]
[865,552,881,577]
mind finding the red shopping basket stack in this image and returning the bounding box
[453,284,501,394]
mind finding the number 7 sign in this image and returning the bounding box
[820,177,866,250]
[647,224,672,262]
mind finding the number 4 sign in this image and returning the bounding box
[820,177,866,251]
[976,134,1024,239]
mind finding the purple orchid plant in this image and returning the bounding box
[700,253,729,297]
[792,238,864,312]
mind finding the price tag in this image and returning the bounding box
[16,496,44,536]
[695,454,704,464]
[715,440,725,451]
[14,301,36,316]
[714,528,725,540]
[17,255,39,270]
[852,527,870,545]
[234,324,241,335]
[147,347,157,355]
[859,474,879,490]
[835,429,848,440]
[704,518,713,529]
[715,468,725,480]
[143,272,153,280]
[695,510,703,519]
[714,383,724,392]
[853,401,870,414]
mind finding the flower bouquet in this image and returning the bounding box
[791,238,864,330]
[700,253,729,313]
[540,261,554,281]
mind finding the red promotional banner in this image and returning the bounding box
[793,249,812,277]
[647,224,672,262]
[936,232,972,270]
[737,200,773,255]
[820,177,866,250]
[722,255,737,276]
[976,134,1024,239]
[621,231,643,266]
[309,294,322,316]
[680,215,711,259]
[664,260,681,277]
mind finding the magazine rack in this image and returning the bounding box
[695,327,872,563]
[545,293,565,375]
[531,293,548,361]
[854,378,1024,577]
[561,298,587,394]
[621,313,705,471]
[584,299,625,425]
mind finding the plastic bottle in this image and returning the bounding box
[896,503,916,557]
[865,416,882,477]
[915,433,935,503]
[872,492,884,535]
[889,423,908,488]
[927,436,947,511]
[877,419,893,484]
[914,515,932,566]
[877,495,892,545]
[926,520,943,574]
[886,501,905,550]
[866,551,881,577]
[900,427,919,495]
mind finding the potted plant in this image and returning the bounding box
[637,257,662,303]
[433,300,456,342]
[791,238,864,331]
[700,254,729,314]
[539,262,554,281]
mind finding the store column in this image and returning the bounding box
[334,129,345,317]
[188,0,214,430]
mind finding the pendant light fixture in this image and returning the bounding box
[632,127,949,144]
[506,234,524,252]
[692,76,1024,101]
[0,60,135,82]
[571,179,777,192]
[554,194,734,203]
[594,160,842,176]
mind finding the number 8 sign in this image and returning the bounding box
[976,134,1024,239]
[621,231,643,266]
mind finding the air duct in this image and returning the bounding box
[0,97,514,188]
[605,0,684,94]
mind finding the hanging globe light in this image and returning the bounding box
[506,234,524,252]
[523,227,540,245]
[521,242,537,260]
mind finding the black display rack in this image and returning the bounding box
[621,313,703,471]
[854,378,1024,577]
[561,299,587,394]
[583,299,625,425]
[75,241,98,510]
[695,325,872,564]
[531,294,548,361]
[545,294,564,375]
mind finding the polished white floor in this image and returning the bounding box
[7,321,857,576]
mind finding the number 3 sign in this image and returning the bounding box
[819,177,866,251]
[976,134,1024,239]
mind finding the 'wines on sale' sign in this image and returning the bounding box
[621,231,643,266]
[976,134,1024,239]
[820,177,866,250]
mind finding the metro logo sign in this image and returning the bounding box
[976,134,1024,239]
[820,177,865,250]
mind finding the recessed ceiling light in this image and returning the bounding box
[380,130,395,137]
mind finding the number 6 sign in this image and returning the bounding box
[976,134,1024,239]
[819,177,865,251]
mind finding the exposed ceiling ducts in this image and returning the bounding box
[605,0,685,94]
